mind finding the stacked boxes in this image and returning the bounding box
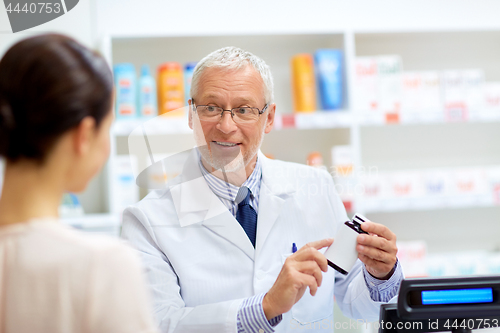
[401,71,441,121]
[331,145,355,211]
[377,56,403,122]
[353,57,378,112]
[358,166,500,212]
[354,56,499,123]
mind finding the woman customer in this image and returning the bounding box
[0,34,157,333]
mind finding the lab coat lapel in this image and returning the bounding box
[170,149,255,261]
[255,152,296,258]
[169,150,212,227]
[203,203,255,261]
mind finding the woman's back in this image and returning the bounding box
[0,34,158,333]
[0,219,157,333]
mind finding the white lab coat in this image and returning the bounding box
[121,150,388,333]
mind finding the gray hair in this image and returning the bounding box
[190,46,274,104]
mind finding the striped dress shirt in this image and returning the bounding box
[198,157,262,215]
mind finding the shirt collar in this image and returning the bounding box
[198,154,262,202]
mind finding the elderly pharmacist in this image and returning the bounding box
[121,47,403,333]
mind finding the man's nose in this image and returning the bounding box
[216,110,238,134]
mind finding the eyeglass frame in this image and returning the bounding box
[191,99,269,123]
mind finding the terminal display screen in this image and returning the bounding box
[421,288,493,305]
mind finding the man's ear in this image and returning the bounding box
[73,116,96,156]
[188,99,193,130]
[264,103,276,134]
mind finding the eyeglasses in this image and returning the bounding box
[192,99,268,124]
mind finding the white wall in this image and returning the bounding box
[0,0,94,57]
[94,0,500,38]
[3,0,500,56]
[0,0,98,210]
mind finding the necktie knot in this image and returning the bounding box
[236,186,252,206]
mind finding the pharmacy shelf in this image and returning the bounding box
[112,116,191,136]
[358,110,500,126]
[274,111,352,130]
[361,194,497,213]
[114,109,500,137]
[112,111,352,137]
[91,25,500,256]
[112,110,500,137]
[398,245,500,278]
[355,164,500,213]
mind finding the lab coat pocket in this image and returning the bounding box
[281,254,334,325]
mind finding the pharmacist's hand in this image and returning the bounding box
[262,238,333,320]
[357,222,397,280]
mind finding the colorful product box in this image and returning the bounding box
[442,70,467,122]
[359,173,389,212]
[377,55,403,120]
[388,171,422,210]
[486,166,500,205]
[426,254,448,277]
[314,49,343,110]
[486,254,500,274]
[112,155,139,217]
[358,165,500,212]
[331,145,353,177]
[158,62,185,117]
[389,171,422,198]
[401,71,422,114]
[114,63,137,119]
[483,82,500,116]
[420,71,442,112]
[423,171,449,195]
[452,168,486,195]
[400,71,443,122]
[449,168,488,207]
[184,62,197,106]
[291,54,317,113]
[353,57,378,112]
[331,146,354,210]
[138,65,157,119]
[396,241,427,278]
[416,170,451,209]
[463,69,485,119]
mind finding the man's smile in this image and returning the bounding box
[213,141,241,147]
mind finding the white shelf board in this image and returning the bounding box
[274,111,352,130]
[112,117,192,136]
[361,194,496,213]
[358,110,500,126]
[112,110,500,136]
[114,112,352,136]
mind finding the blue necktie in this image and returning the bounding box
[236,186,257,248]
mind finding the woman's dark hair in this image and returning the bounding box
[0,34,113,163]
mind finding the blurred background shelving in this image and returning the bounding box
[103,27,500,255]
[2,0,500,287]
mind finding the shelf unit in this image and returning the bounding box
[74,22,500,253]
